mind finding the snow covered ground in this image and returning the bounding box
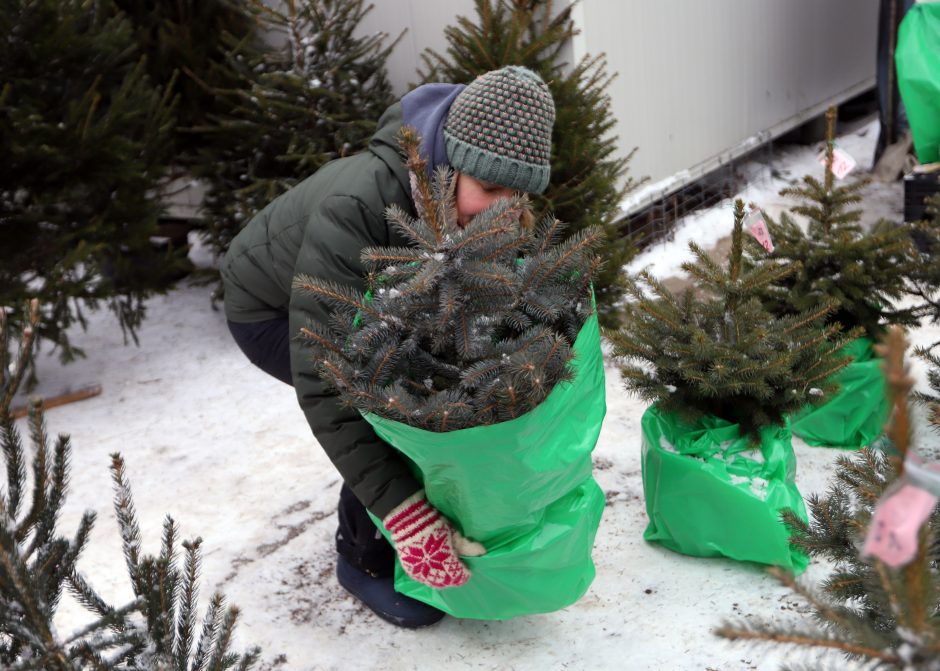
[16,116,939,670]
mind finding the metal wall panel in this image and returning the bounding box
[571,0,879,212]
[354,0,878,210]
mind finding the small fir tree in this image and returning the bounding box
[746,107,920,340]
[113,0,262,166]
[716,327,940,670]
[418,0,640,328]
[293,128,602,431]
[0,0,182,362]
[195,0,400,264]
[0,303,260,670]
[608,199,850,440]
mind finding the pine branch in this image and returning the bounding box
[384,205,438,249]
[190,593,224,671]
[109,454,143,596]
[715,624,899,662]
[292,276,381,321]
[359,247,428,269]
[298,325,345,358]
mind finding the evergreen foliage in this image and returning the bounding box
[0,303,259,670]
[908,193,940,320]
[294,128,601,431]
[910,193,940,423]
[716,327,940,670]
[418,0,640,328]
[608,199,850,440]
[195,0,400,264]
[0,0,183,362]
[113,0,261,165]
[746,108,920,340]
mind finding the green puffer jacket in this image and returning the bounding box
[221,103,421,518]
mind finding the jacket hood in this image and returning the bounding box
[401,83,466,177]
[367,84,466,209]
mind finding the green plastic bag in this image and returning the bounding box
[790,338,888,449]
[641,405,809,573]
[365,313,607,620]
[897,3,940,163]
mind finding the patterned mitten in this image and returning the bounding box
[382,490,486,589]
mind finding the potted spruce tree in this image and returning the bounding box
[746,107,921,449]
[292,129,608,620]
[607,199,850,571]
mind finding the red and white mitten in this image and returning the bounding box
[382,490,486,589]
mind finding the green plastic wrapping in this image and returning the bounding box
[790,338,888,449]
[641,405,809,573]
[897,3,940,163]
[364,313,607,620]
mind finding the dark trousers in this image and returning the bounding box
[228,317,395,576]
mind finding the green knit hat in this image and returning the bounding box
[443,66,555,194]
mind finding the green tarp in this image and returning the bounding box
[790,338,888,449]
[641,405,809,573]
[365,313,607,620]
[897,3,940,163]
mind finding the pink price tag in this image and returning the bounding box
[817,147,857,179]
[744,209,774,252]
[862,483,938,568]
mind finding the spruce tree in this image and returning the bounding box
[0,303,259,670]
[195,0,400,265]
[608,199,850,440]
[112,0,262,166]
[746,107,920,340]
[0,0,182,362]
[418,0,639,328]
[716,328,940,670]
[294,128,602,431]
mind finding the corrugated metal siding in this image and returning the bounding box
[571,0,879,211]
[354,0,878,207]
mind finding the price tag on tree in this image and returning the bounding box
[743,207,774,253]
[862,452,940,568]
[817,146,857,179]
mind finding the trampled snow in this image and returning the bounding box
[13,116,937,670]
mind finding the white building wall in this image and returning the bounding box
[356,0,878,211]
[570,0,879,212]
[354,0,477,94]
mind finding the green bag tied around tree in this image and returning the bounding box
[790,338,888,449]
[365,313,606,620]
[641,405,809,573]
[897,2,940,163]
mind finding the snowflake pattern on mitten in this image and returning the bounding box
[383,491,472,589]
[398,528,469,587]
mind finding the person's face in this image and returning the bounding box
[455,173,515,227]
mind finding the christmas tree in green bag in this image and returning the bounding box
[745,107,920,449]
[608,199,851,571]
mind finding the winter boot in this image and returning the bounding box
[336,555,446,628]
